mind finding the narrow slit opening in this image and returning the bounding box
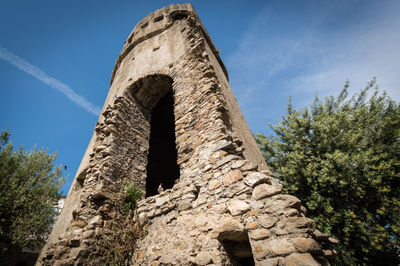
[170,11,189,21]
[154,15,164,22]
[141,22,149,29]
[145,91,179,197]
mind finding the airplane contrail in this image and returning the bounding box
[0,45,101,116]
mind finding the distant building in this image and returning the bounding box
[56,196,66,214]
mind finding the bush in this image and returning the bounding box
[0,129,65,253]
[256,81,400,265]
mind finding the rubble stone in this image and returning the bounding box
[265,238,296,256]
[195,251,213,265]
[285,253,321,266]
[227,199,251,215]
[258,215,279,229]
[223,169,243,186]
[293,237,322,253]
[252,183,283,200]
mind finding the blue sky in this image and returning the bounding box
[1,0,399,194]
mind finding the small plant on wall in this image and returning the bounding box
[122,182,143,215]
[105,182,145,266]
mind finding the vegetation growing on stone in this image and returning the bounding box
[256,80,400,265]
[122,182,143,215]
[105,182,145,266]
[0,129,65,256]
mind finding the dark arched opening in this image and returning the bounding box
[218,231,255,266]
[145,91,180,197]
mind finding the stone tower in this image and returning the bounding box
[38,4,335,265]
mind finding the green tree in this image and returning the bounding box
[256,80,400,265]
[0,129,65,255]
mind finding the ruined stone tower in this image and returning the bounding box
[38,4,335,265]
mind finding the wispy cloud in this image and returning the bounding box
[0,46,101,116]
[227,0,400,114]
[285,11,400,102]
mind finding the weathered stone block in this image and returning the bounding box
[244,172,269,187]
[214,154,237,168]
[192,193,207,207]
[293,237,321,253]
[70,220,87,228]
[194,215,208,228]
[69,247,89,259]
[253,244,268,260]
[214,140,234,151]
[227,199,251,215]
[252,183,282,200]
[285,253,320,266]
[240,162,258,171]
[208,179,221,190]
[177,199,192,211]
[231,160,246,169]
[258,214,278,229]
[212,218,249,243]
[223,169,243,186]
[247,222,258,230]
[265,238,296,256]
[88,215,102,226]
[155,195,170,207]
[82,230,95,239]
[263,195,302,213]
[195,251,213,265]
[249,229,271,240]
[255,258,283,266]
[282,216,316,233]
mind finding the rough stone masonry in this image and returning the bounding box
[37,3,336,265]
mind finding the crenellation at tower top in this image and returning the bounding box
[112,3,228,87]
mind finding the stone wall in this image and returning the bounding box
[37,4,335,265]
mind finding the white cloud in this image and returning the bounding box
[287,13,400,102]
[0,46,101,116]
[227,1,400,112]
